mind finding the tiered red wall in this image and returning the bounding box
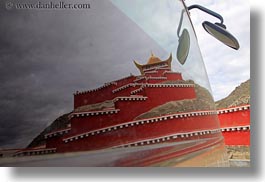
[218,109,250,127]
[221,131,250,146]
[46,114,222,153]
[74,76,136,108]
[218,108,250,146]
[74,71,185,109]
[163,73,183,81]
[70,86,196,135]
[46,68,224,153]
[74,85,115,108]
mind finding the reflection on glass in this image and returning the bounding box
[0,0,229,167]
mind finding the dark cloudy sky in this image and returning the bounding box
[0,0,168,148]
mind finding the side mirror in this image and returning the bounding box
[177,29,190,65]
[176,5,240,65]
[202,21,240,50]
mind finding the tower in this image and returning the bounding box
[134,53,172,75]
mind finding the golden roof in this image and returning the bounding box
[147,52,162,64]
[134,53,172,75]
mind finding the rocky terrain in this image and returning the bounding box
[27,113,71,148]
[215,79,250,109]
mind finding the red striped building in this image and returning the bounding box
[9,54,249,161]
[218,105,250,146]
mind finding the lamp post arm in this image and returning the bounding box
[188,4,224,24]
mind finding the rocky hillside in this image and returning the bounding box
[215,79,250,109]
[27,113,71,148]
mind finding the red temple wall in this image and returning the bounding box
[70,99,152,134]
[70,87,196,134]
[222,131,250,146]
[74,85,115,108]
[134,79,147,84]
[57,132,221,153]
[53,114,222,153]
[164,73,183,81]
[46,136,65,150]
[115,76,136,87]
[40,60,254,154]
[73,72,187,109]
[218,110,250,127]
[74,76,136,108]
[217,108,250,146]
[112,85,141,98]
[144,72,160,77]
[147,79,167,84]
[143,71,182,81]
[143,87,196,105]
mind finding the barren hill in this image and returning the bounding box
[215,79,250,109]
[27,113,71,148]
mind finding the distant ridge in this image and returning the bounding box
[27,113,70,148]
[215,79,250,109]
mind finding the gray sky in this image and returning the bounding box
[186,0,250,101]
[0,0,166,148]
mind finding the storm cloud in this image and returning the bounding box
[0,0,167,148]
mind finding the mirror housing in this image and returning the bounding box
[188,5,240,50]
[202,21,240,50]
[176,4,240,66]
[177,29,190,65]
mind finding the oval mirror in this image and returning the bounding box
[177,28,190,65]
[202,21,240,50]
